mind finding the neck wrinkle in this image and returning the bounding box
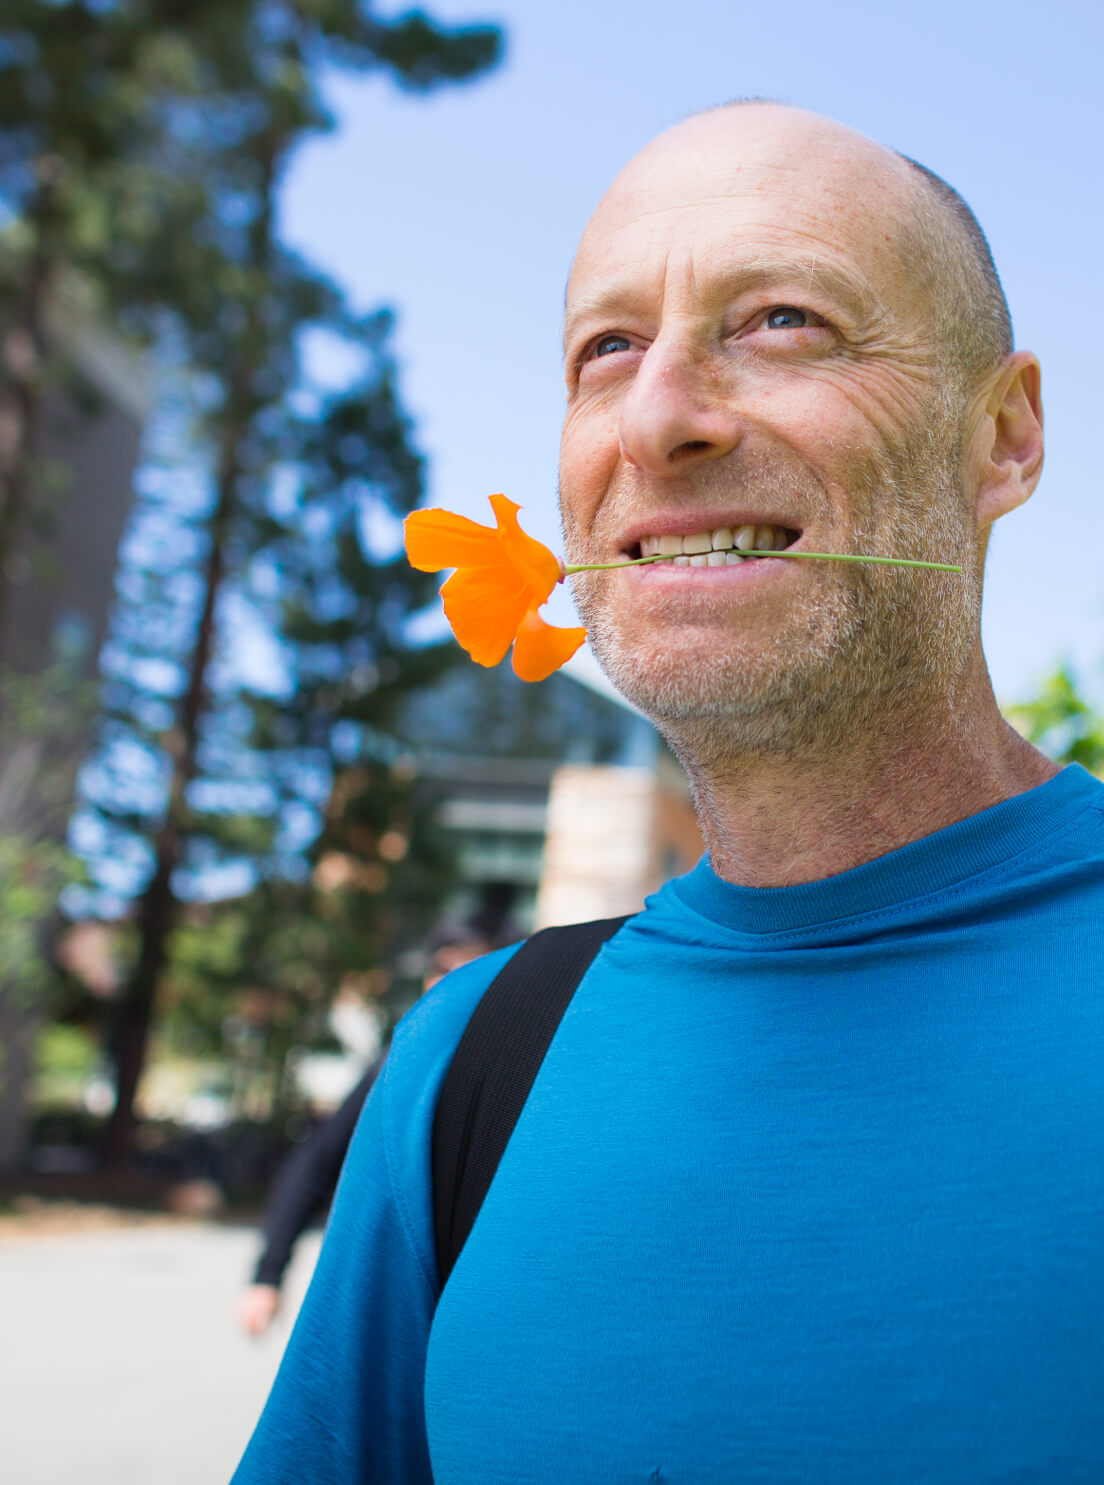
[669,667,1058,890]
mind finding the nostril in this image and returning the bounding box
[669,440,712,461]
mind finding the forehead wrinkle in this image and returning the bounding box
[563,250,886,352]
[565,117,923,345]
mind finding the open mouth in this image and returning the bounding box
[627,523,802,567]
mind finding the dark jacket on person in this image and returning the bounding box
[252,1062,381,1286]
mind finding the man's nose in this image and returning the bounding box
[618,340,742,475]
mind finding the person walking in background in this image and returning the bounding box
[236,1060,382,1337]
[235,915,508,1336]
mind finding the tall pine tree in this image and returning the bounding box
[61,2,501,1165]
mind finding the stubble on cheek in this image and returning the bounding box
[559,448,858,730]
[570,558,874,739]
[562,409,982,754]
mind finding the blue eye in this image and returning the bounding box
[594,334,632,358]
[765,306,807,330]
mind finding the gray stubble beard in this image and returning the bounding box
[562,402,982,770]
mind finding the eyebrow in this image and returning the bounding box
[562,253,885,351]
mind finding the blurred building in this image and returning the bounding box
[397,652,703,941]
[0,273,146,1172]
[1,277,147,673]
[534,753,704,928]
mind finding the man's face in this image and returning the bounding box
[559,107,981,750]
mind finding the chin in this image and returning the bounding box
[583,574,980,759]
[587,619,847,736]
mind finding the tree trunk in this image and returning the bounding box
[101,434,240,1167]
[102,140,279,1169]
[0,984,42,1175]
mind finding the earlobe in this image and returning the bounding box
[973,352,1044,530]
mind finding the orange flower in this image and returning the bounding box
[404,494,586,682]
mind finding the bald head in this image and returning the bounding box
[575,103,1012,395]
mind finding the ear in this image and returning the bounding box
[970,351,1043,532]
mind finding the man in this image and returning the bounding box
[232,104,1104,1482]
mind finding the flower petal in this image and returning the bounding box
[406,495,584,681]
[441,566,531,667]
[511,607,587,683]
[404,507,502,572]
[488,494,562,602]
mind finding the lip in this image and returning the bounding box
[617,511,803,558]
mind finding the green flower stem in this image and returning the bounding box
[563,549,962,575]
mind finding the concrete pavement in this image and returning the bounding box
[0,1220,320,1484]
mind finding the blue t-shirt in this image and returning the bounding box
[233,765,1104,1483]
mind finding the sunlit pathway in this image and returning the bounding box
[0,1221,319,1485]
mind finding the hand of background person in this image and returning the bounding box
[238,1283,281,1337]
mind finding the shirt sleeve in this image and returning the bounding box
[251,1063,383,1287]
[230,944,519,1484]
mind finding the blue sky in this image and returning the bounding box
[282,0,1104,707]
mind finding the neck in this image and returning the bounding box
[667,658,1060,890]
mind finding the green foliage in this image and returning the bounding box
[1007,665,1104,773]
[0,1,505,1147]
[0,3,503,317]
[35,1022,97,1079]
[0,834,73,1011]
[63,0,501,914]
[0,664,91,1012]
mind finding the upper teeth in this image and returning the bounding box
[640,525,791,567]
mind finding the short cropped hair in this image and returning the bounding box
[895,156,1014,388]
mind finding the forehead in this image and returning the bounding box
[565,108,919,334]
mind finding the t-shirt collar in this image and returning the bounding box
[671,763,1103,938]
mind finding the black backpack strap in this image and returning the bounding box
[431,914,629,1289]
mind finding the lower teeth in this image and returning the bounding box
[651,541,794,566]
